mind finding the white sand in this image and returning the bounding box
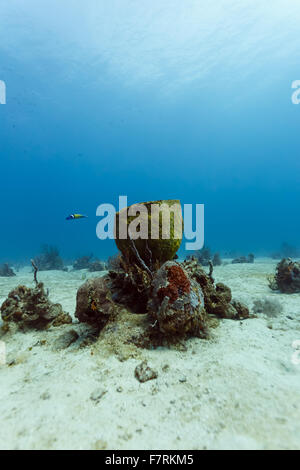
[0,259,299,450]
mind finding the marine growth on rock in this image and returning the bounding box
[73,200,250,346]
[0,282,72,330]
[147,261,207,337]
[75,277,120,327]
[268,258,300,294]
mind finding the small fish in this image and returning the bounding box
[66,214,88,220]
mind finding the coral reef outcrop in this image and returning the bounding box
[0,283,72,330]
[183,257,250,320]
[74,200,250,346]
[268,258,300,293]
[34,245,65,271]
[76,252,250,346]
[0,263,16,277]
[147,261,207,337]
[109,260,152,313]
[75,277,120,327]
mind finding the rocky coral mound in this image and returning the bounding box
[74,199,250,345]
[183,257,250,320]
[75,253,250,346]
[147,261,207,337]
[1,283,72,329]
[109,261,152,313]
[75,277,120,327]
[268,258,300,293]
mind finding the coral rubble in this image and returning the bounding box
[268,258,300,294]
[0,283,72,330]
[134,361,158,383]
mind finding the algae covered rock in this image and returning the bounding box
[0,283,72,329]
[75,276,119,327]
[108,255,153,313]
[268,258,300,293]
[183,257,249,320]
[147,261,207,337]
[115,199,183,266]
[134,361,158,383]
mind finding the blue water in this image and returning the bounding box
[1,1,300,264]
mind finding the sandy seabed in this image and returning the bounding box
[0,258,299,450]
